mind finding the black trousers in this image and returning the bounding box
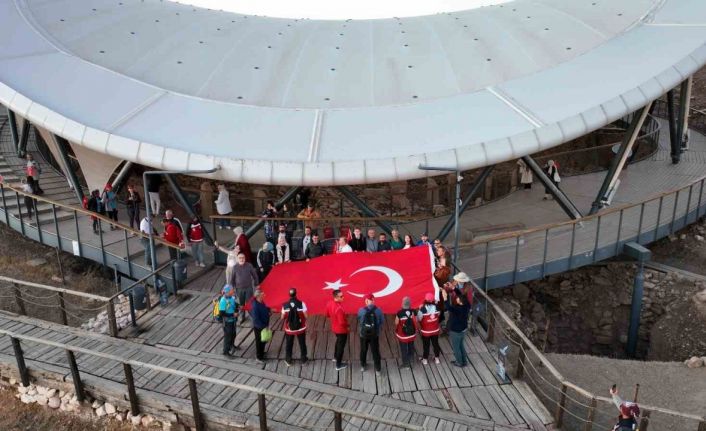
[359,336,381,371]
[127,208,139,229]
[168,247,178,260]
[285,333,307,361]
[422,335,441,359]
[222,320,236,354]
[254,327,266,360]
[23,196,35,218]
[334,333,348,367]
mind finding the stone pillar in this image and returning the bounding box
[426,178,439,208]
[484,173,494,201]
[390,181,411,215]
[253,189,267,214]
[200,182,214,220]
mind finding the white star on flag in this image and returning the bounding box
[323,279,348,290]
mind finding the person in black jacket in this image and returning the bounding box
[304,234,326,261]
[349,227,366,252]
[256,242,275,282]
[125,184,141,230]
[377,233,392,252]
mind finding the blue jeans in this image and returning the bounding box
[141,238,152,266]
[449,330,468,366]
[191,241,204,264]
[218,215,231,228]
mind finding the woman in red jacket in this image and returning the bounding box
[395,296,419,369]
[325,290,349,371]
[417,293,442,365]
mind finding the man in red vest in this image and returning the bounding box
[325,289,349,371]
[417,293,442,365]
[281,288,308,366]
[186,216,206,267]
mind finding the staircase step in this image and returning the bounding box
[11,210,73,225]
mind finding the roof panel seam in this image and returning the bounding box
[529,0,608,39]
[107,91,167,132]
[422,17,462,94]
[486,87,545,127]
[279,22,321,107]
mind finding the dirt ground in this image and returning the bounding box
[0,385,135,431]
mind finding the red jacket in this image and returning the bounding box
[188,222,204,243]
[418,303,441,337]
[236,234,253,262]
[395,308,419,343]
[325,301,349,334]
[163,223,183,245]
[282,299,308,335]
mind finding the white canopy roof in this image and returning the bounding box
[1,0,705,185]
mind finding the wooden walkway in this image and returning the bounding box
[113,266,552,429]
[0,310,550,430]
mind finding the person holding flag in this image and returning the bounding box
[281,288,308,366]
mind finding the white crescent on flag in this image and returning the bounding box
[347,266,403,298]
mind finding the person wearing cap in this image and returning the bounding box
[325,289,349,371]
[610,386,640,431]
[250,289,271,362]
[416,232,431,246]
[218,285,239,356]
[281,288,308,366]
[442,284,471,368]
[101,183,118,230]
[356,294,384,373]
[418,293,442,365]
[394,296,418,369]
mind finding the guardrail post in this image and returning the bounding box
[128,292,137,326]
[13,283,26,316]
[637,410,650,431]
[15,192,25,236]
[123,363,140,415]
[65,349,85,402]
[188,378,204,431]
[334,412,343,431]
[258,393,268,431]
[98,219,107,266]
[107,300,119,337]
[57,291,68,326]
[10,337,30,386]
[1,184,9,225]
[516,341,526,379]
[584,397,597,431]
[555,383,567,428]
[73,210,82,257]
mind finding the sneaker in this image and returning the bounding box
[434,357,440,365]
[255,358,265,364]
[421,359,428,365]
[335,363,348,371]
[199,263,206,267]
[331,358,337,362]
[285,360,292,367]
[360,366,366,373]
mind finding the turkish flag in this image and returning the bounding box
[260,246,439,314]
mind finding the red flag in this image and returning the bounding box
[260,246,439,314]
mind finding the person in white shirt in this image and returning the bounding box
[276,236,291,264]
[139,215,157,266]
[337,236,353,253]
[300,226,312,259]
[214,184,232,229]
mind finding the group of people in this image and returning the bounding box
[517,158,562,200]
[214,263,475,373]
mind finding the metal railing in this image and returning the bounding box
[0,183,181,287]
[471,283,706,431]
[453,171,706,289]
[1,328,424,431]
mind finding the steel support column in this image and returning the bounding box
[677,77,692,152]
[437,165,494,242]
[53,135,84,203]
[7,108,19,151]
[164,173,214,246]
[336,186,394,235]
[111,161,134,194]
[17,118,30,158]
[667,90,680,164]
[521,156,582,220]
[589,102,652,215]
[243,186,302,238]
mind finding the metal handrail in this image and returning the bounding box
[107,260,174,302]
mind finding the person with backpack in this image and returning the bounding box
[101,183,118,229]
[249,289,270,363]
[418,293,442,365]
[443,287,471,367]
[256,242,275,282]
[186,216,206,267]
[218,285,239,357]
[395,296,418,369]
[325,289,349,371]
[610,386,640,431]
[356,294,384,374]
[281,288,308,366]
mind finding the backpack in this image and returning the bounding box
[402,311,416,336]
[212,296,223,322]
[287,301,302,331]
[361,307,378,339]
